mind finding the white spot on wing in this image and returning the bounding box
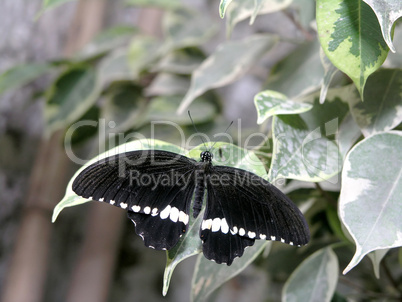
[281,238,285,243]
[211,218,221,232]
[239,228,246,236]
[99,198,104,202]
[202,219,212,230]
[260,234,266,240]
[110,200,115,205]
[120,202,128,209]
[151,208,158,216]
[220,218,229,234]
[169,207,179,222]
[144,206,151,214]
[160,205,171,219]
[271,235,276,240]
[248,231,256,238]
[179,211,189,224]
[132,205,140,212]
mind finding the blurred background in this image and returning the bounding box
[0,0,322,301]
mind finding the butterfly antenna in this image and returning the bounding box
[188,111,207,148]
[209,121,233,151]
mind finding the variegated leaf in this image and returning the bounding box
[340,131,402,274]
[363,0,402,53]
[316,0,389,97]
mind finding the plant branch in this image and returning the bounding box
[315,182,338,208]
[338,276,400,300]
[381,259,402,295]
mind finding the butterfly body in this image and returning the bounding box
[72,149,309,265]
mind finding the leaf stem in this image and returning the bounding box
[282,10,314,41]
[381,259,402,295]
[338,276,400,300]
[314,183,337,208]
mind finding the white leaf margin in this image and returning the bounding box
[363,0,402,53]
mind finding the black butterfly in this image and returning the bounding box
[72,148,309,265]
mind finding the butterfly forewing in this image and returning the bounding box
[200,165,309,264]
[72,150,197,250]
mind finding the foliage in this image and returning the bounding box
[3,0,401,301]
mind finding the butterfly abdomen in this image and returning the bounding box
[193,163,209,218]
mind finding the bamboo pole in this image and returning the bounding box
[1,131,70,302]
[65,6,164,302]
[1,1,108,302]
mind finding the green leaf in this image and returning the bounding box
[191,241,269,302]
[77,26,137,60]
[145,73,190,97]
[319,48,339,104]
[337,112,362,160]
[37,0,75,17]
[163,209,204,296]
[102,83,147,134]
[269,92,349,182]
[326,206,348,242]
[270,115,340,182]
[52,139,186,222]
[386,24,402,68]
[42,0,74,9]
[368,249,389,279]
[128,36,161,78]
[125,0,182,10]
[45,66,99,134]
[282,247,339,302]
[147,95,217,126]
[265,39,324,98]
[0,62,53,96]
[178,34,278,114]
[254,90,313,125]
[152,48,205,75]
[225,0,292,36]
[316,0,389,97]
[363,0,402,53]
[162,9,217,54]
[98,49,135,87]
[66,105,100,146]
[339,131,402,274]
[219,0,234,18]
[348,68,402,137]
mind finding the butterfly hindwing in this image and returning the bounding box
[200,165,309,265]
[200,180,255,265]
[72,150,197,250]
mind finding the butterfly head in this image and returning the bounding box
[200,151,213,162]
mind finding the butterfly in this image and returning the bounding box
[72,147,310,265]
